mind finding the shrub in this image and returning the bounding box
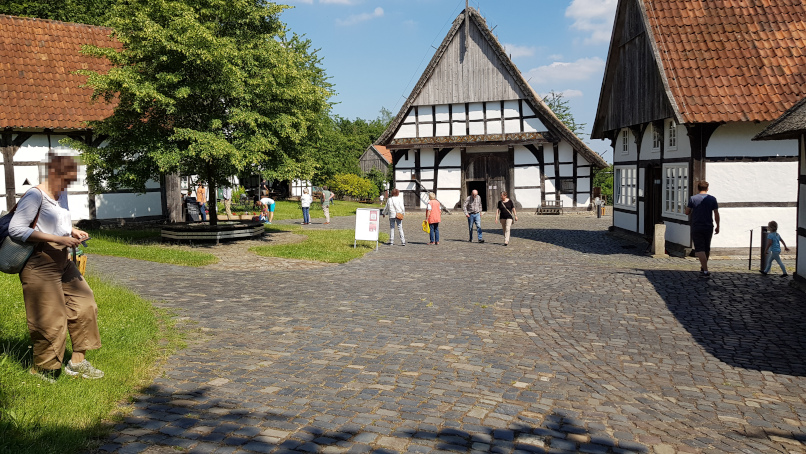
[328,173,379,200]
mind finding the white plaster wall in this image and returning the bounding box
[638,167,645,199]
[711,207,797,249]
[515,188,541,208]
[441,149,461,167]
[576,194,591,206]
[439,169,461,189]
[577,177,591,192]
[514,146,537,165]
[558,142,574,163]
[396,124,417,139]
[14,165,40,194]
[437,189,461,209]
[436,123,450,137]
[559,193,574,208]
[504,100,519,118]
[419,124,434,138]
[640,125,660,160]
[486,103,501,119]
[515,166,539,187]
[665,221,690,246]
[469,122,485,135]
[615,129,638,162]
[0,165,4,193]
[96,192,162,219]
[468,103,484,120]
[452,104,466,121]
[452,122,466,135]
[707,162,798,203]
[418,107,433,123]
[504,119,521,133]
[578,166,591,177]
[545,178,555,193]
[522,103,535,116]
[421,169,435,180]
[666,121,691,159]
[396,181,417,192]
[396,153,415,169]
[558,164,574,177]
[544,167,555,178]
[14,135,49,162]
[420,149,435,167]
[487,121,503,135]
[615,211,637,231]
[435,104,450,122]
[67,193,90,220]
[708,122,797,158]
[523,117,546,132]
[395,169,414,183]
[543,148,554,164]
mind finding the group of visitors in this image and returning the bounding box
[382,189,518,246]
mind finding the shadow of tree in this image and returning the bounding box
[644,269,806,376]
[505,227,647,256]
[99,384,649,454]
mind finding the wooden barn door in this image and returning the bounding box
[465,153,509,212]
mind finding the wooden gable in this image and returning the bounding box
[591,0,676,139]
[413,16,526,106]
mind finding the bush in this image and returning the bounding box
[328,174,379,200]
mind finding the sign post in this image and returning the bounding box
[354,208,380,250]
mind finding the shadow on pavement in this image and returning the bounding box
[644,269,806,376]
[508,227,648,256]
[105,384,648,453]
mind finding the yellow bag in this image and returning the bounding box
[422,220,430,233]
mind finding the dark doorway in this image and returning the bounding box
[465,153,509,211]
[467,181,487,212]
[645,165,663,237]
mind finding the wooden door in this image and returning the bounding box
[464,153,509,212]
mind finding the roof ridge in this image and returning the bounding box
[0,13,112,31]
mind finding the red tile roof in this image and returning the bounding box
[644,0,806,123]
[372,144,391,164]
[0,14,117,130]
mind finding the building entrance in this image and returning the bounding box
[465,153,509,212]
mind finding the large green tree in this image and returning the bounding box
[67,0,333,224]
[312,109,391,183]
[542,90,586,138]
[0,0,116,25]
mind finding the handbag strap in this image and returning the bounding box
[501,200,514,219]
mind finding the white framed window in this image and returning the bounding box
[663,163,688,219]
[614,166,637,209]
[621,129,630,155]
[652,123,662,151]
[667,120,678,151]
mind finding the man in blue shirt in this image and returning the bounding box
[685,181,720,277]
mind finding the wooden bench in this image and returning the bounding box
[535,199,563,215]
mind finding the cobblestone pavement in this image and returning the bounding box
[88,214,805,454]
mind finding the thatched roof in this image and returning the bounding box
[754,97,806,141]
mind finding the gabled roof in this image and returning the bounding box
[377,8,606,169]
[0,14,117,130]
[754,97,806,141]
[371,144,391,164]
[594,0,806,136]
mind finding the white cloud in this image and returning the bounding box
[565,0,618,44]
[336,7,384,26]
[548,54,564,61]
[557,89,584,98]
[525,57,605,85]
[503,43,536,59]
[321,0,353,4]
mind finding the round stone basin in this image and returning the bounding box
[161,221,265,243]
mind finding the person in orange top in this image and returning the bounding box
[425,192,442,245]
[196,183,207,221]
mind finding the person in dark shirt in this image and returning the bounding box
[685,181,720,277]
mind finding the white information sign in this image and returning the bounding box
[354,208,381,250]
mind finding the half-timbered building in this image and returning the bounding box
[375,7,607,211]
[592,0,805,254]
[754,98,806,284]
[359,144,391,174]
[0,15,163,220]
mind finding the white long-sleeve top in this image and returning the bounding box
[8,188,72,242]
[383,195,405,216]
[300,193,312,208]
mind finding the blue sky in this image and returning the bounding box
[279,0,618,161]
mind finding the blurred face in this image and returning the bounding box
[49,159,79,191]
[501,193,506,201]
[471,190,478,197]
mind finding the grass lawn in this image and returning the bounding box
[0,272,182,454]
[251,224,388,263]
[84,229,218,267]
[219,200,382,222]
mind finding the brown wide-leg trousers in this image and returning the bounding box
[19,243,101,371]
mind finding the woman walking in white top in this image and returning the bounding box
[300,188,312,225]
[383,188,406,246]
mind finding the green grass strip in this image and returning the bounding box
[0,272,182,454]
[219,200,383,221]
[250,224,389,264]
[84,229,218,267]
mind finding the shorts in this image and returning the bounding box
[268,203,275,212]
[691,228,713,255]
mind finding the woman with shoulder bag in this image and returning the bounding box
[8,153,104,383]
[495,191,518,246]
[383,188,406,246]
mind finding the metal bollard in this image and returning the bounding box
[760,226,768,271]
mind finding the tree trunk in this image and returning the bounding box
[161,173,183,223]
[208,179,217,226]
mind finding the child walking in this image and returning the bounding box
[761,220,790,276]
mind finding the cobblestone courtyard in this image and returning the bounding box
[90,214,806,454]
